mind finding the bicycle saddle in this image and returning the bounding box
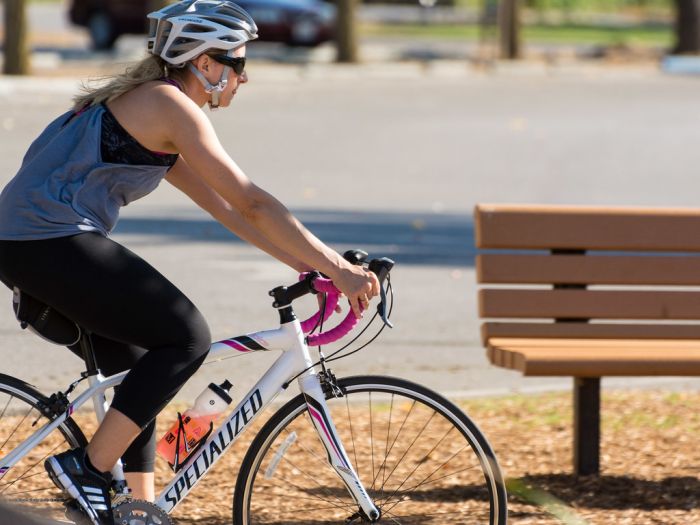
[12,287,81,346]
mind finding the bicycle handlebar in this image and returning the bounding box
[297,274,361,346]
[295,256,394,347]
[298,276,340,334]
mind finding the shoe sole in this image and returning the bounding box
[45,457,101,525]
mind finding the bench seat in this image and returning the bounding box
[488,338,700,376]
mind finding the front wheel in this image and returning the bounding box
[233,375,507,524]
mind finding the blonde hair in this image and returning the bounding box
[72,55,183,111]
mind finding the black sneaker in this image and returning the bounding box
[45,448,114,525]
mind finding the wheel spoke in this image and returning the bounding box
[369,398,417,493]
[376,432,466,508]
[369,391,375,491]
[255,475,355,515]
[377,411,437,497]
[0,404,34,451]
[383,506,491,523]
[288,418,339,473]
[0,440,63,496]
[392,461,483,499]
[0,469,45,488]
[374,407,455,506]
[276,450,350,508]
[381,394,395,504]
[4,484,63,497]
[0,394,13,422]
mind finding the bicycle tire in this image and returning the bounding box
[0,373,87,520]
[233,375,507,524]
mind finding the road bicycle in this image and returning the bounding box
[0,250,507,524]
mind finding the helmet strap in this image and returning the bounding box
[187,61,231,110]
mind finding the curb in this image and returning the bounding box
[0,57,666,88]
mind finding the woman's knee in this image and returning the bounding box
[176,306,212,361]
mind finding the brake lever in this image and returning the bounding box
[377,282,393,329]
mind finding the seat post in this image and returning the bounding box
[78,331,101,376]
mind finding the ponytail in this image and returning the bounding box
[72,55,180,111]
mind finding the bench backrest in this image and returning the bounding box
[475,204,700,342]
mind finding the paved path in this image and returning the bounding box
[1,65,699,404]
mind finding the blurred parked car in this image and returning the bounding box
[69,0,336,50]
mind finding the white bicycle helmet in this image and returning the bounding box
[147,0,258,108]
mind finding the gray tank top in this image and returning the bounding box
[0,103,173,240]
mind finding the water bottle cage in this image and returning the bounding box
[171,412,214,473]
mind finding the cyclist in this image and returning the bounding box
[0,1,379,523]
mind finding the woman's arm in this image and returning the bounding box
[159,94,379,316]
[165,157,310,273]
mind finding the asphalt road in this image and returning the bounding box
[0,63,699,405]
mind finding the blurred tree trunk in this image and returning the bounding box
[3,0,30,75]
[336,0,358,63]
[673,0,700,53]
[498,0,521,59]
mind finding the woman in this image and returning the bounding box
[0,1,379,523]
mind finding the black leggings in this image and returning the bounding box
[0,233,211,472]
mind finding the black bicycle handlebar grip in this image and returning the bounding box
[368,257,394,285]
[343,249,369,266]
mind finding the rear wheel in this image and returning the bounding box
[0,374,87,521]
[234,375,507,524]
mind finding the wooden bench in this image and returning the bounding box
[475,203,700,475]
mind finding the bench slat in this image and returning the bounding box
[482,322,700,342]
[475,204,700,251]
[477,254,700,285]
[480,289,700,320]
[487,338,700,376]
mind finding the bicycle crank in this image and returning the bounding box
[112,499,174,525]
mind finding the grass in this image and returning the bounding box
[361,21,673,47]
[454,0,673,12]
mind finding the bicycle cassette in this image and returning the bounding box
[112,499,174,525]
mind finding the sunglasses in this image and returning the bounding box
[210,54,246,76]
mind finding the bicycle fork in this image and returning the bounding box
[299,374,381,523]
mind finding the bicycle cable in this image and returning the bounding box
[283,274,393,389]
[325,275,393,364]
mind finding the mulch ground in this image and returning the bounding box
[7,389,700,524]
[463,389,700,525]
[163,389,700,524]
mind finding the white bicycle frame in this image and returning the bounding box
[0,314,380,519]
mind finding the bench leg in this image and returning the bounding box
[573,377,600,476]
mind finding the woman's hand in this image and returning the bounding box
[329,263,381,319]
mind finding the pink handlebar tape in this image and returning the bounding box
[298,273,364,346]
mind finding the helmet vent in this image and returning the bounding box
[184,23,217,33]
